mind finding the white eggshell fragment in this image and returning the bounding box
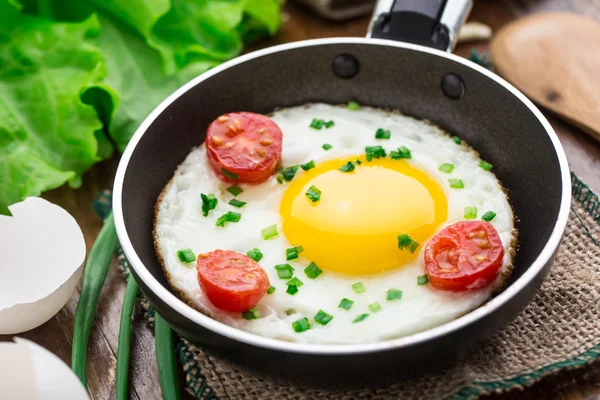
[0,338,89,399]
[0,197,85,334]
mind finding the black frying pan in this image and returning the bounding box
[113,0,571,386]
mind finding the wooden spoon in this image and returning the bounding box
[490,13,600,142]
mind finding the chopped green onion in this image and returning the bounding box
[301,160,316,171]
[286,245,304,260]
[368,302,382,313]
[324,120,335,128]
[282,166,299,181]
[227,185,243,196]
[449,178,464,189]
[439,163,455,174]
[375,128,391,139]
[353,313,369,323]
[242,306,260,320]
[285,308,296,316]
[390,146,411,160]
[322,143,333,150]
[479,160,493,171]
[387,289,403,301]
[276,175,284,184]
[286,284,299,295]
[339,161,356,173]
[408,240,420,253]
[261,224,278,239]
[266,285,276,294]
[215,211,241,227]
[481,211,497,222]
[338,298,354,310]
[292,317,310,332]
[275,264,294,280]
[314,310,334,326]
[304,262,323,279]
[310,118,325,130]
[305,185,321,202]
[397,233,419,253]
[176,249,195,263]
[365,145,386,161]
[417,274,429,285]
[464,206,478,220]
[200,193,218,217]
[229,199,246,208]
[347,101,360,111]
[452,136,461,144]
[286,277,304,288]
[352,282,366,293]
[247,248,263,262]
[221,168,238,180]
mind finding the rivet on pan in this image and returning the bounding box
[332,54,360,79]
[441,73,466,100]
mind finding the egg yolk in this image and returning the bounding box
[280,156,447,275]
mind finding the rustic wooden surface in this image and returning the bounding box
[2,1,600,399]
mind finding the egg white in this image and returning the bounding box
[154,103,516,344]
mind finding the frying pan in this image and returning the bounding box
[113,0,571,385]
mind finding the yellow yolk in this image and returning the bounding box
[280,156,447,275]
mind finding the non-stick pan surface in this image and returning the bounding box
[113,38,570,384]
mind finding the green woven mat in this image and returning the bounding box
[96,171,600,399]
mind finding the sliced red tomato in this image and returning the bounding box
[424,221,504,291]
[196,249,270,312]
[206,112,283,183]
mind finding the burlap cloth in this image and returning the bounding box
[108,172,599,399]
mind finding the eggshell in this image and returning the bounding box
[0,197,85,334]
[0,338,89,399]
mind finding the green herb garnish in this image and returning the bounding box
[305,185,321,202]
[417,274,429,285]
[479,160,493,171]
[215,211,241,227]
[247,248,263,262]
[261,224,278,240]
[314,310,333,326]
[221,168,238,180]
[464,206,478,220]
[375,128,391,139]
[389,146,411,160]
[304,262,323,279]
[353,313,369,323]
[275,264,294,280]
[242,306,260,320]
[449,178,464,189]
[322,143,333,150]
[285,308,296,316]
[452,136,461,144]
[387,289,403,301]
[481,211,497,222]
[310,118,324,130]
[176,249,195,263]
[368,302,382,313]
[200,193,218,217]
[397,234,420,253]
[292,317,310,332]
[229,199,246,208]
[227,185,243,196]
[286,277,304,288]
[439,163,455,173]
[282,165,299,181]
[276,175,284,184]
[339,161,357,173]
[339,298,354,310]
[352,282,366,294]
[347,101,360,111]
[286,284,299,295]
[266,286,276,294]
[301,160,316,171]
[286,245,304,260]
[365,145,386,161]
[324,120,335,128]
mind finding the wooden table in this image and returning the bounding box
[2,1,600,399]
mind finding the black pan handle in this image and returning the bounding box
[367,0,472,51]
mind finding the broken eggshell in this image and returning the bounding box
[0,197,86,334]
[0,338,89,399]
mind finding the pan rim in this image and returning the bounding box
[113,37,571,355]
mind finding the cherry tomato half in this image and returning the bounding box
[206,112,283,183]
[424,221,504,291]
[196,249,270,312]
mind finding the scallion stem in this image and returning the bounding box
[116,275,139,400]
[155,314,181,400]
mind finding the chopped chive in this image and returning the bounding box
[452,136,461,144]
[390,146,411,160]
[242,306,260,320]
[479,160,493,171]
[324,120,335,128]
[285,245,304,260]
[352,282,366,294]
[339,161,356,173]
[261,224,278,240]
[266,285,276,294]
[221,168,238,180]
[305,185,321,202]
[215,211,241,227]
[322,143,333,150]
[276,175,284,184]
[310,118,325,130]
[417,274,429,285]
[449,178,464,189]
[285,308,296,316]
[275,264,294,280]
[282,166,299,181]
[286,284,299,295]
[398,233,419,253]
[338,298,354,310]
[301,160,316,171]
[408,240,420,253]
[347,101,360,111]
[368,302,382,313]
[304,262,323,279]
[353,313,369,323]
[286,277,304,288]
[439,163,455,173]
[375,128,391,139]
[292,317,310,332]
[464,206,478,220]
[247,248,263,262]
[481,211,497,222]
[365,145,386,161]
[229,199,246,208]
[314,310,334,325]
[227,185,243,196]
[176,249,195,263]
[387,289,403,301]
[200,193,218,217]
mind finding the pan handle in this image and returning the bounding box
[366,0,472,52]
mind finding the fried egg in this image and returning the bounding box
[154,103,516,344]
